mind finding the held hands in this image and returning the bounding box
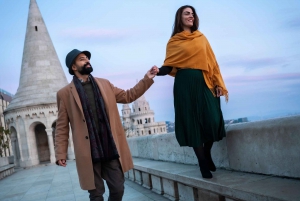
[146,65,159,79]
[57,159,67,167]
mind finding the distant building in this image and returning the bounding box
[238,117,248,123]
[165,121,175,133]
[0,88,13,129]
[0,89,13,157]
[225,117,249,125]
[121,95,167,138]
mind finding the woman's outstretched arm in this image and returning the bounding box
[157,66,172,76]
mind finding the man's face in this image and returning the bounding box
[72,53,93,75]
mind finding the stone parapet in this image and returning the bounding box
[127,115,300,178]
[0,157,15,180]
[127,157,300,201]
[0,157,9,167]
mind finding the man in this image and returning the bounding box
[55,49,157,201]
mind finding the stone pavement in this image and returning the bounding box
[0,160,169,201]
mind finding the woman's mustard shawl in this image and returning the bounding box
[163,30,228,101]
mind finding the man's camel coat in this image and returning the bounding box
[55,75,154,190]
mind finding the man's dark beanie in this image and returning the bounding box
[65,49,91,75]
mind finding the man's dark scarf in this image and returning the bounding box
[73,74,119,162]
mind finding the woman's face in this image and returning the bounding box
[181,7,194,31]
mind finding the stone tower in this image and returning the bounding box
[4,0,74,167]
[121,104,131,131]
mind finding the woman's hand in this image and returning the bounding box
[147,65,159,79]
[216,86,223,97]
[150,65,159,75]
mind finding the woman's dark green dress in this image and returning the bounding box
[173,69,226,147]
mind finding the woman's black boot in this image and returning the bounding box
[204,141,216,172]
[204,149,216,172]
[198,159,213,179]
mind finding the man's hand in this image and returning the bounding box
[57,159,67,167]
[146,65,159,79]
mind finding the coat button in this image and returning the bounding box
[85,136,89,139]
[83,119,85,122]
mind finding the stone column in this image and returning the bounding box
[45,128,56,163]
[10,137,17,165]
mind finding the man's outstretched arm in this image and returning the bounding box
[113,66,157,103]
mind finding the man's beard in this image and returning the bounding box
[78,62,93,75]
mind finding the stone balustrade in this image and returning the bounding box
[126,115,300,200]
[0,156,15,180]
[127,115,300,178]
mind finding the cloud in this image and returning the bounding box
[227,73,300,83]
[285,17,300,29]
[222,57,287,70]
[60,28,132,40]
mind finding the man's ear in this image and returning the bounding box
[72,64,77,72]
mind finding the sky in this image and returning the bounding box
[0,0,299,122]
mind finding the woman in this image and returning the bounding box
[154,5,228,178]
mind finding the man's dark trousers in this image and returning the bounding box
[88,159,124,201]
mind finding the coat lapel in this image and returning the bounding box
[70,81,84,117]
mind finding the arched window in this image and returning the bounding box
[154,129,155,133]
[161,128,162,132]
[140,119,142,124]
[142,131,143,134]
[148,130,151,134]
[139,108,141,111]
[148,118,151,123]
[145,107,147,110]
[145,118,148,123]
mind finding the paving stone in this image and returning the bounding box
[1,192,26,201]
[46,193,75,201]
[0,160,169,201]
[21,191,48,201]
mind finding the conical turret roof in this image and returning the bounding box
[5,0,68,112]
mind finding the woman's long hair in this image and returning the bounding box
[171,5,199,37]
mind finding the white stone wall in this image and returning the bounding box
[4,104,75,167]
